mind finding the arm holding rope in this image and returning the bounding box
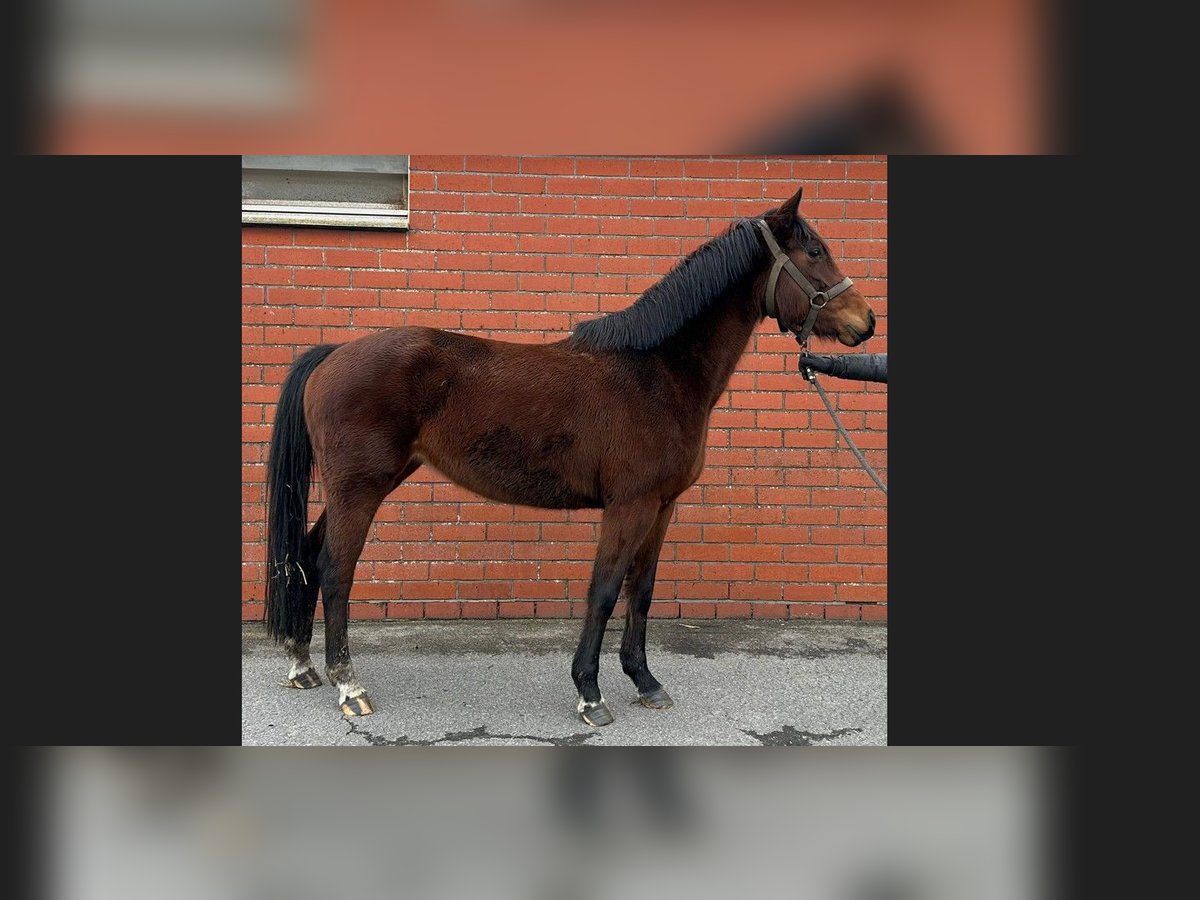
[798,351,888,384]
[797,350,888,495]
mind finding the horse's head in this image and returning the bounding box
[757,186,876,347]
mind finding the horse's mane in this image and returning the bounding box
[567,219,766,352]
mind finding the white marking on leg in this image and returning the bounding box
[280,640,317,683]
[576,693,606,713]
[286,655,316,680]
[337,682,366,705]
[325,662,367,705]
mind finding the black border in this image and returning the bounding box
[887,156,1092,747]
[12,156,241,746]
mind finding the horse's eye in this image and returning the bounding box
[807,245,822,259]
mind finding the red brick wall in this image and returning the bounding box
[242,156,887,623]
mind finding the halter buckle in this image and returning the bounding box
[810,291,828,309]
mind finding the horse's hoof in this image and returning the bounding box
[637,687,674,710]
[578,696,614,727]
[282,669,323,690]
[340,693,374,717]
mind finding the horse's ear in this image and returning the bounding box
[767,185,803,230]
[780,186,803,223]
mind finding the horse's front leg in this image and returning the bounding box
[571,499,662,726]
[620,501,676,709]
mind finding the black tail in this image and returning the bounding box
[265,344,340,643]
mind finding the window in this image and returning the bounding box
[241,155,409,228]
[51,0,303,115]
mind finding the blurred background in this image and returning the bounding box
[12,2,1072,894]
[24,746,1065,900]
[19,0,1066,154]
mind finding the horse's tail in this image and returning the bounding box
[265,343,340,643]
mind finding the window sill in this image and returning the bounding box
[241,204,409,230]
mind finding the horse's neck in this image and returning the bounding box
[656,282,763,410]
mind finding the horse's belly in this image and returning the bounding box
[417,425,602,510]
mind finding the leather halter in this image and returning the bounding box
[753,219,853,343]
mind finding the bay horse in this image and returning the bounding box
[263,185,876,726]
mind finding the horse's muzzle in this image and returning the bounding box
[837,308,876,346]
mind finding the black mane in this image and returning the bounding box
[568,219,766,352]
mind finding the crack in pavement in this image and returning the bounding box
[345,719,597,747]
[740,724,863,746]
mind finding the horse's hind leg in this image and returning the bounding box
[319,484,390,716]
[281,512,326,689]
[620,501,676,710]
[571,499,661,726]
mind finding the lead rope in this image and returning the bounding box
[799,358,888,496]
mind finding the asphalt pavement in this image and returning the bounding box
[242,618,886,746]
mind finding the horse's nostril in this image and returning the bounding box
[867,309,876,327]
